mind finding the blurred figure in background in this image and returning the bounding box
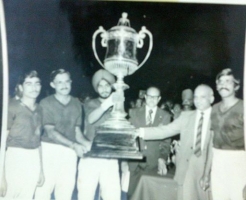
[182,89,194,111]
[135,98,143,108]
[172,103,182,120]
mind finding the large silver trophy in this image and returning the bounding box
[87,12,153,159]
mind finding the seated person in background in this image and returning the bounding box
[127,86,171,199]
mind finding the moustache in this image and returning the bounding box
[219,88,229,92]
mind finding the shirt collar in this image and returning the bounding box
[196,106,212,116]
[146,105,157,113]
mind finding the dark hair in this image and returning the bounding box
[216,68,240,86]
[50,69,71,82]
[17,70,40,85]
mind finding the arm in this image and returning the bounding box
[37,145,45,187]
[44,125,75,148]
[44,125,85,157]
[88,106,108,124]
[88,92,124,124]
[75,126,92,151]
[140,112,184,140]
[200,130,213,191]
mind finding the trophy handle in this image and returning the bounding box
[92,26,107,68]
[137,26,153,69]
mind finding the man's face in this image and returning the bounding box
[19,77,41,99]
[51,73,72,96]
[194,86,213,111]
[216,75,238,98]
[145,88,161,108]
[97,79,112,99]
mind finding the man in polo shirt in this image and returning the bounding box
[0,70,44,199]
[77,69,121,200]
[35,69,90,200]
[201,68,245,200]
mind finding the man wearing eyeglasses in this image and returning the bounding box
[127,86,171,199]
[138,84,214,200]
[35,69,90,200]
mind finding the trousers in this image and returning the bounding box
[35,142,77,200]
[4,147,40,200]
[77,157,121,200]
[211,148,246,200]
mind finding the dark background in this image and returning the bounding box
[2,0,246,107]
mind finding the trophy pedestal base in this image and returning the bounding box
[85,128,143,160]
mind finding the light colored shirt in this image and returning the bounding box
[193,107,211,151]
[145,105,157,124]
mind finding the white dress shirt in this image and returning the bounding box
[193,107,212,151]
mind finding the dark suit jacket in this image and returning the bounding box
[142,110,212,185]
[129,106,171,171]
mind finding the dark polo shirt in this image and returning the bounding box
[40,95,82,145]
[7,99,42,149]
[83,98,111,141]
[211,99,244,150]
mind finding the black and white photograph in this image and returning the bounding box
[0,0,245,200]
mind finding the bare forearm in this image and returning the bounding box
[75,127,90,145]
[88,106,106,124]
[45,126,74,148]
[38,146,43,171]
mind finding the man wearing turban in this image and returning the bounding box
[77,69,122,200]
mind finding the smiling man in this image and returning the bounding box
[201,68,245,200]
[35,69,90,200]
[0,70,44,199]
[127,87,171,199]
[138,84,214,200]
[77,69,122,200]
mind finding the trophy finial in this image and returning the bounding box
[122,12,128,19]
[118,12,130,26]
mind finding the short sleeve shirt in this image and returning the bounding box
[83,98,111,141]
[211,99,244,150]
[40,95,82,145]
[7,99,42,149]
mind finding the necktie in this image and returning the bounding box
[194,112,204,157]
[146,109,153,126]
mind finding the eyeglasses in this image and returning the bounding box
[146,94,160,100]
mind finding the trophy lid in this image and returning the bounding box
[109,12,137,34]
